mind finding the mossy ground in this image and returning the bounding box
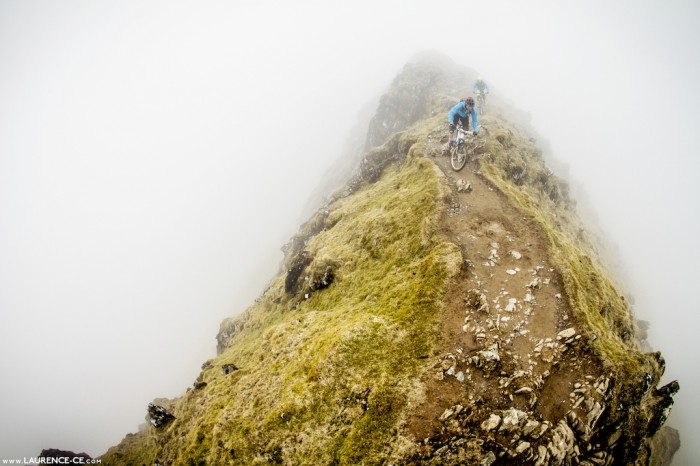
[100,428,157,465]
[102,59,672,464]
[103,137,462,465]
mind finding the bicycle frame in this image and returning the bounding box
[451,126,472,145]
[476,91,486,115]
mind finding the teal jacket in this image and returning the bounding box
[473,80,490,94]
[448,101,478,133]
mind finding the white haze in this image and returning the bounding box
[0,0,698,462]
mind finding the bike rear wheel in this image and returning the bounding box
[450,143,468,171]
[477,95,485,116]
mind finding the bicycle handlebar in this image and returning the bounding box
[453,126,475,137]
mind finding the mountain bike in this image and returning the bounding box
[449,126,474,171]
[476,90,486,116]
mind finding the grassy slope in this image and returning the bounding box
[102,133,462,465]
[102,60,671,464]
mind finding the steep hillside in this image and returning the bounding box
[101,55,678,465]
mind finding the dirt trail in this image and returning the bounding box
[405,131,603,458]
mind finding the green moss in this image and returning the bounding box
[108,141,461,465]
[104,60,668,464]
[99,429,158,465]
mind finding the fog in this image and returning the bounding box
[0,0,698,462]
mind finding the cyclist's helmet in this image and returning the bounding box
[465,96,475,106]
[477,76,483,82]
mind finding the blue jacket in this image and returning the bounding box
[448,101,478,132]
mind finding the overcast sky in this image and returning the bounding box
[1,0,698,462]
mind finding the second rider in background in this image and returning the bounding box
[473,76,489,99]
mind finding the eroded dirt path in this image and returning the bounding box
[403,132,605,464]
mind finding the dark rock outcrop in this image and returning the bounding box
[221,363,238,375]
[284,250,313,294]
[39,449,92,461]
[147,403,175,428]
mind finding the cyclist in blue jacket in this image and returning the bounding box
[448,96,478,136]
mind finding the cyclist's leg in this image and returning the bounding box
[449,116,458,145]
[458,115,469,132]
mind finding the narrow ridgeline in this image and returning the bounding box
[101,54,679,466]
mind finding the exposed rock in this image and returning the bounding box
[221,363,239,375]
[465,289,490,313]
[534,445,549,466]
[471,344,500,369]
[284,251,313,294]
[481,451,497,466]
[586,401,605,429]
[364,61,441,150]
[647,380,680,436]
[557,327,576,340]
[216,318,245,355]
[307,267,334,292]
[607,430,622,447]
[547,419,576,464]
[522,419,541,436]
[440,407,456,421]
[593,375,610,396]
[566,411,590,440]
[147,403,175,428]
[499,408,528,432]
[481,414,501,431]
[456,179,472,193]
[515,441,531,454]
[39,449,92,461]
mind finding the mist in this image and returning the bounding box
[1,0,698,462]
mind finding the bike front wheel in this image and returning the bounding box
[450,144,468,171]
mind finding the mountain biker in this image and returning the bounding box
[473,76,490,96]
[448,96,478,137]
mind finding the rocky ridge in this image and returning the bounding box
[401,117,679,464]
[99,54,679,465]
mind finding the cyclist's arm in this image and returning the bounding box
[471,107,478,133]
[448,105,458,125]
[448,102,465,125]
